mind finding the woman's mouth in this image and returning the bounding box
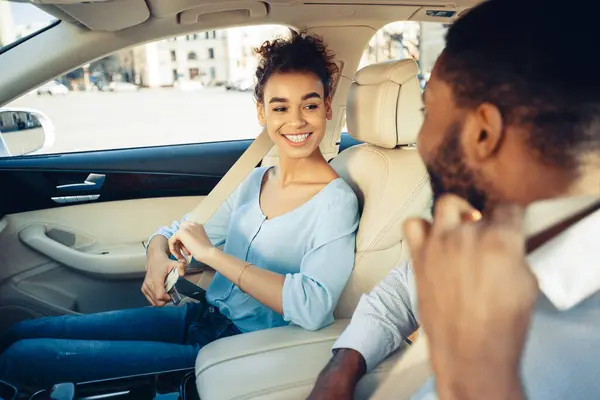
[283,132,312,145]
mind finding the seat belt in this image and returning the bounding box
[169,130,273,292]
[371,195,600,399]
[187,129,273,224]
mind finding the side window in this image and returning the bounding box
[5,25,289,156]
[342,22,447,133]
[359,22,447,86]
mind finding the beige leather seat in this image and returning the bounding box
[332,58,431,319]
[194,59,432,400]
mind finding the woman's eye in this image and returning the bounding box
[273,107,287,112]
[304,104,319,110]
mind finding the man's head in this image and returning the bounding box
[418,0,600,214]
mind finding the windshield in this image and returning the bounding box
[0,1,57,50]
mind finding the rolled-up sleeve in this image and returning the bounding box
[281,192,359,331]
[332,260,419,371]
[146,213,190,250]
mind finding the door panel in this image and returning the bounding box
[0,140,252,215]
[0,140,249,330]
[0,196,203,331]
[0,134,360,331]
[5,196,202,279]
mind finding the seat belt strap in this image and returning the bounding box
[187,130,273,224]
[371,195,600,399]
[163,130,273,299]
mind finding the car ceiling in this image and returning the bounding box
[18,0,482,32]
[0,0,480,106]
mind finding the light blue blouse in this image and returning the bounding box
[149,166,360,333]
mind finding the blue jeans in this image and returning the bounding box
[0,301,240,391]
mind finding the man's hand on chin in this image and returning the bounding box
[404,195,539,400]
[306,349,366,400]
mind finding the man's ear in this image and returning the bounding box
[468,103,504,161]
[256,102,266,126]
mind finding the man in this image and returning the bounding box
[308,0,600,398]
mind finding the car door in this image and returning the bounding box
[0,133,252,324]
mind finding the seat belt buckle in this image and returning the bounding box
[164,268,205,305]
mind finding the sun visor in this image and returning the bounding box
[55,0,150,31]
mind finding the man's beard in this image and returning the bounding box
[426,121,491,215]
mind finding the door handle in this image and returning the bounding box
[18,224,147,278]
[56,173,105,192]
[52,194,100,204]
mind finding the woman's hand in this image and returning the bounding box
[168,222,215,264]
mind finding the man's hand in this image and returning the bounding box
[307,349,366,400]
[142,247,186,307]
[403,195,539,400]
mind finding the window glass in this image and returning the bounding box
[0,1,57,51]
[5,25,289,156]
[342,21,447,132]
[360,21,447,85]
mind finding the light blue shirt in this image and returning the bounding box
[149,166,360,333]
[334,209,600,399]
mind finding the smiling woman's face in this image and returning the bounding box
[257,71,332,159]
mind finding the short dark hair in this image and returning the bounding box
[253,29,339,103]
[439,0,600,170]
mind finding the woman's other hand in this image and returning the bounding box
[168,222,215,264]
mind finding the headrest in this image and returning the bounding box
[346,59,423,148]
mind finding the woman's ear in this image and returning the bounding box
[256,102,266,126]
[325,96,333,120]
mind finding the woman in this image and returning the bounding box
[0,30,359,391]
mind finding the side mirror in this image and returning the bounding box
[0,108,55,157]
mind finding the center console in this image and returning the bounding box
[3,368,198,400]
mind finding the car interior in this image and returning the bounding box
[0,0,476,399]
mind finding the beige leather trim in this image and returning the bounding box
[18,225,147,278]
[195,319,410,400]
[331,146,432,318]
[196,320,349,377]
[347,59,423,147]
[0,196,201,281]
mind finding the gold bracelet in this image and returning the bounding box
[236,262,252,289]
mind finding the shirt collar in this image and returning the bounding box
[527,208,600,311]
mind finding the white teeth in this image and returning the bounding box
[284,133,310,143]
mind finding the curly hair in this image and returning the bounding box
[253,29,339,103]
[439,0,600,171]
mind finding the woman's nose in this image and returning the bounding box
[290,119,306,128]
[288,112,307,128]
